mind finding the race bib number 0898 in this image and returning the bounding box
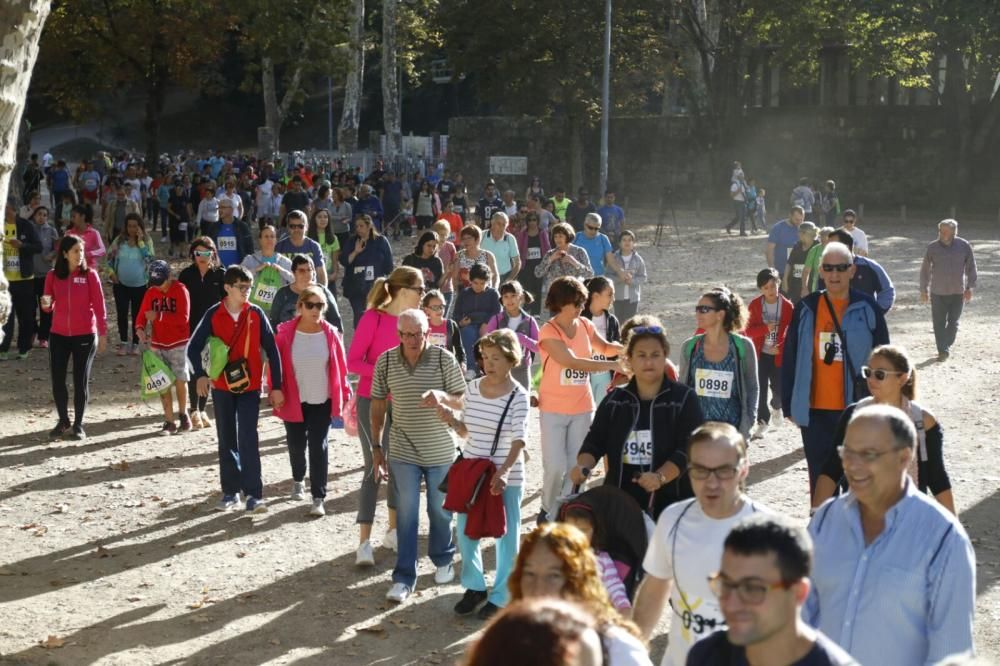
[695,368,734,399]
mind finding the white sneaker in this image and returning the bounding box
[355,541,375,567]
[383,528,398,552]
[386,582,411,603]
[771,408,784,427]
[751,421,769,441]
[309,499,325,517]
[291,481,306,501]
[434,563,455,585]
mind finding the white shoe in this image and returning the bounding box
[309,499,325,517]
[434,563,455,585]
[751,421,769,441]
[385,582,411,603]
[771,408,784,427]
[355,541,375,567]
[383,528,398,552]
[291,481,306,501]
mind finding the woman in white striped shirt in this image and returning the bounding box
[437,329,530,621]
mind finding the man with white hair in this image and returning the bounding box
[573,212,614,277]
[370,308,466,603]
[354,184,384,231]
[781,242,889,496]
[920,219,977,362]
[806,404,975,665]
[481,212,521,283]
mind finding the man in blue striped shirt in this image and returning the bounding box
[805,404,976,665]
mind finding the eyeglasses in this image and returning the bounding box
[193,250,213,258]
[229,284,251,293]
[707,573,794,605]
[822,263,852,273]
[631,325,663,335]
[861,366,906,381]
[837,445,902,464]
[302,301,324,311]
[288,223,305,230]
[688,464,741,481]
[398,330,425,340]
[585,225,600,231]
[424,304,445,312]
[695,305,721,314]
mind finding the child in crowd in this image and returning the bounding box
[485,280,539,391]
[607,230,646,323]
[432,220,458,315]
[745,268,793,440]
[562,505,632,612]
[582,276,620,403]
[453,262,501,378]
[136,260,192,435]
[422,289,465,371]
[755,187,767,230]
[821,179,840,227]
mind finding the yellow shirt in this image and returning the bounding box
[3,221,26,282]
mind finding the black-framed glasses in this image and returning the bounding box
[707,573,794,604]
[288,223,305,229]
[861,366,905,381]
[837,445,899,464]
[229,284,251,293]
[688,464,741,481]
[585,225,600,231]
[398,330,425,340]
[302,301,324,311]
[822,263,852,273]
[404,286,426,295]
[695,305,721,314]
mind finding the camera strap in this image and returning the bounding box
[822,292,857,383]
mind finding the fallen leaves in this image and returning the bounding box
[19,523,47,537]
[39,635,65,649]
[108,461,130,471]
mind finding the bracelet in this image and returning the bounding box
[656,472,667,488]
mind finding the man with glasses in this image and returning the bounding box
[840,210,867,257]
[822,229,894,314]
[689,514,857,665]
[805,404,975,665]
[633,423,772,666]
[573,212,615,277]
[275,210,327,285]
[207,198,254,268]
[781,242,889,496]
[370,308,466,604]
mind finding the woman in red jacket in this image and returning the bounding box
[42,235,108,440]
[744,268,794,439]
[272,285,351,516]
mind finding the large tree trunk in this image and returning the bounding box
[0,0,51,208]
[262,56,282,153]
[338,0,365,153]
[143,30,168,164]
[381,0,402,157]
[942,48,972,203]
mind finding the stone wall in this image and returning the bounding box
[448,108,999,213]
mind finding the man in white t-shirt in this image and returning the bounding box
[632,422,770,666]
[840,209,867,257]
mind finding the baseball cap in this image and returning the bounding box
[148,260,171,286]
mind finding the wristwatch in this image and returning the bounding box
[656,472,667,487]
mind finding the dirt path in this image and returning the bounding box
[1,210,997,665]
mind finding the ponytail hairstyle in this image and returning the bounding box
[584,276,614,313]
[366,265,423,311]
[869,344,917,400]
[702,286,747,333]
[499,280,534,306]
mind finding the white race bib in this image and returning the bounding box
[218,236,237,252]
[560,367,589,386]
[365,265,375,281]
[527,247,541,260]
[428,332,447,348]
[792,264,805,278]
[178,222,188,231]
[622,430,653,466]
[764,329,778,351]
[818,332,843,363]
[3,254,19,275]
[695,368,734,399]
[145,370,171,394]
[254,283,278,305]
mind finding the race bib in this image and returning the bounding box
[145,370,171,395]
[695,368,734,399]
[792,264,805,279]
[253,283,278,305]
[560,367,589,386]
[622,430,653,466]
[428,332,447,348]
[818,332,843,363]
[764,329,778,351]
[178,222,188,231]
[218,236,237,252]
[3,254,19,275]
[527,247,541,260]
[365,265,375,281]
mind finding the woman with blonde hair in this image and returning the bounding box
[346,265,426,565]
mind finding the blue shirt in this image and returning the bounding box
[481,232,519,275]
[768,219,801,277]
[597,204,625,235]
[216,223,240,267]
[275,236,326,273]
[573,233,613,276]
[805,479,976,666]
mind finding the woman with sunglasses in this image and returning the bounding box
[179,236,226,429]
[678,288,758,439]
[572,317,704,519]
[516,211,550,316]
[811,344,954,514]
[272,285,351,517]
[346,265,426,565]
[340,214,394,329]
[269,255,342,330]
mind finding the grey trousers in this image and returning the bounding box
[355,396,398,524]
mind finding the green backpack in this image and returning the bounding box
[249,265,283,310]
[140,349,176,399]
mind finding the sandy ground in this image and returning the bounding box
[0,208,998,665]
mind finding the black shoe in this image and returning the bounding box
[938,351,950,362]
[49,421,71,440]
[536,509,550,526]
[477,601,501,621]
[69,425,86,441]
[454,589,489,615]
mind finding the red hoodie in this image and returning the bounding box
[137,280,190,350]
[43,268,108,337]
[745,294,794,366]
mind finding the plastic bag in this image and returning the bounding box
[249,265,283,310]
[207,336,229,380]
[344,392,359,437]
[140,349,176,399]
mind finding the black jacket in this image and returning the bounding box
[178,264,226,333]
[579,376,705,518]
[6,216,41,279]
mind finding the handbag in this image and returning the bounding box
[222,308,253,394]
[438,389,517,496]
[822,292,870,401]
[343,392,359,437]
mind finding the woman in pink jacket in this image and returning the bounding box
[42,235,108,441]
[64,204,106,268]
[272,285,350,517]
[346,265,426,566]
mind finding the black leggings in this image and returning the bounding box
[49,333,98,427]
[112,282,146,344]
[34,276,52,342]
[188,378,209,412]
[1,279,36,354]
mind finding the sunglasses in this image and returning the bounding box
[302,301,324,311]
[695,305,721,314]
[631,325,663,335]
[822,263,852,273]
[585,225,600,231]
[861,366,906,381]
[193,250,213,258]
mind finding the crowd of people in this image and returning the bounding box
[0,148,984,665]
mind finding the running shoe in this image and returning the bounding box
[454,589,488,615]
[159,421,177,436]
[291,481,306,501]
[178,413,192,432]
[246,497,268,514]
[309,499,325,517]
[49,421,71,440]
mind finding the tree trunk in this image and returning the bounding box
[0,0,51,208]
[568,114,585,193]
[381,0,402,157]
[262,56,282,153]
[338,0,365,154]
[143,31,168,164]
[942,48,972,202]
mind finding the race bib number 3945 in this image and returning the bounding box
[623,430,653,466]
[695,368,734,399]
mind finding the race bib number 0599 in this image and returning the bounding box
[561,368,588,386]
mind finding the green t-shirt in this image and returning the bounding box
[319,236,340,277]
[804,243,824,291]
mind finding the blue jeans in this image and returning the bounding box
[459,324,481,373]
[389,459,454,589]
[800,408,842,494]
[456,484,523,607]
[931,294,964,355]
[212,389,263,500]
